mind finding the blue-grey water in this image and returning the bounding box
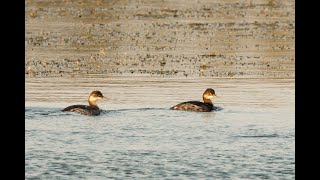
[25,76,294,179]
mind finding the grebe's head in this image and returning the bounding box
[89,90,104,102]
[203,88,217,99]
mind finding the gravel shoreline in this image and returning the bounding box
[26,0,294,78]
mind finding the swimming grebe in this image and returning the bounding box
[170,88,218,112]
[62,90,104,116]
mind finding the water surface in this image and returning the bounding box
[25,76,294,179]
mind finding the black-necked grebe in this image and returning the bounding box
[170,88,218,112]
[62,90,104,116]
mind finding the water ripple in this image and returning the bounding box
[26,77,294,179]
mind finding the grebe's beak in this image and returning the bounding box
[209,94,218,98]
[102,96,109,100]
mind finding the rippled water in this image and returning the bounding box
[25,76,294,179]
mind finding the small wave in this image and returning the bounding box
[101,107,168,113]
[213,106,223,111]
[25,107,67,118]
[234,134,279,138]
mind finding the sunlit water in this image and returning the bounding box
[25,76,294,179]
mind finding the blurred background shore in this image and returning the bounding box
[25,0,294,78]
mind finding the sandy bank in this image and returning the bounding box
[25,0,294,78]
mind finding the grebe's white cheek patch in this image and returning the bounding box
[206,95,214,99]
[89,96,98,101]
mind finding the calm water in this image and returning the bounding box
[25,76,295,179]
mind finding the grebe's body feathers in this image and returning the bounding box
[170,101,214,112]
[62,105,101,116]
[170,88,218,112]
[62,90,104,116]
